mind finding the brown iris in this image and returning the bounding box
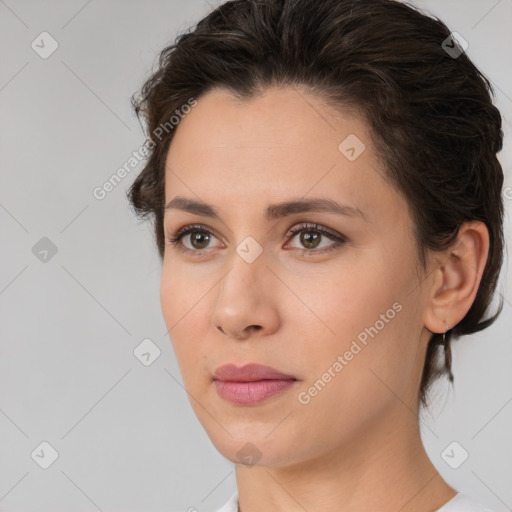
[300,231,321,249]
[190,230,211,250]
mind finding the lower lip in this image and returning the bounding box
[213,379,297,405]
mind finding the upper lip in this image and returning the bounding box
[213,363,297,382]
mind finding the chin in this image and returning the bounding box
[207,429,303,469]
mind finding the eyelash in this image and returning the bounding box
[166,222,346,256]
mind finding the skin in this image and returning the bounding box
[160,86,490,512]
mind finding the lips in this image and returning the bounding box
[212,363,297,382]
[212,363,298,405]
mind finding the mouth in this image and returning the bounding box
[213,362,297,381]
[212,363,298,405]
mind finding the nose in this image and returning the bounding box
[210,251,280,341]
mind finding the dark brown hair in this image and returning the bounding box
[126,0,505,408]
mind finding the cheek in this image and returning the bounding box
[160,264,207,379]
[160,260,209,326]
[296,253,416,400]
[313,257,397,342]
[160,265,180,328]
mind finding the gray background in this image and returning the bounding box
[0,0,511,511]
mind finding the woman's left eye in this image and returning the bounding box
[285,223,346,254]
[166,222,346,255]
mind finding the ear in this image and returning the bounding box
[423,221,490,334]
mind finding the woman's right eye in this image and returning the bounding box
[167,224,221,253]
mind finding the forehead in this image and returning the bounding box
[166,85,371,164]
[163,86,404,224]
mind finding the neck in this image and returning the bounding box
[235,405,457,512]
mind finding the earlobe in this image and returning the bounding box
[423,221,490,334]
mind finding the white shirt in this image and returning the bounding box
[215,491,496,512]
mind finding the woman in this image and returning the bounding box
[127,0,505,511]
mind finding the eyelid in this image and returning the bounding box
[285,222,343,241]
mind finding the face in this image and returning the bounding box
[161,86,432,468]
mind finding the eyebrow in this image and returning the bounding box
[164,196,368,222]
